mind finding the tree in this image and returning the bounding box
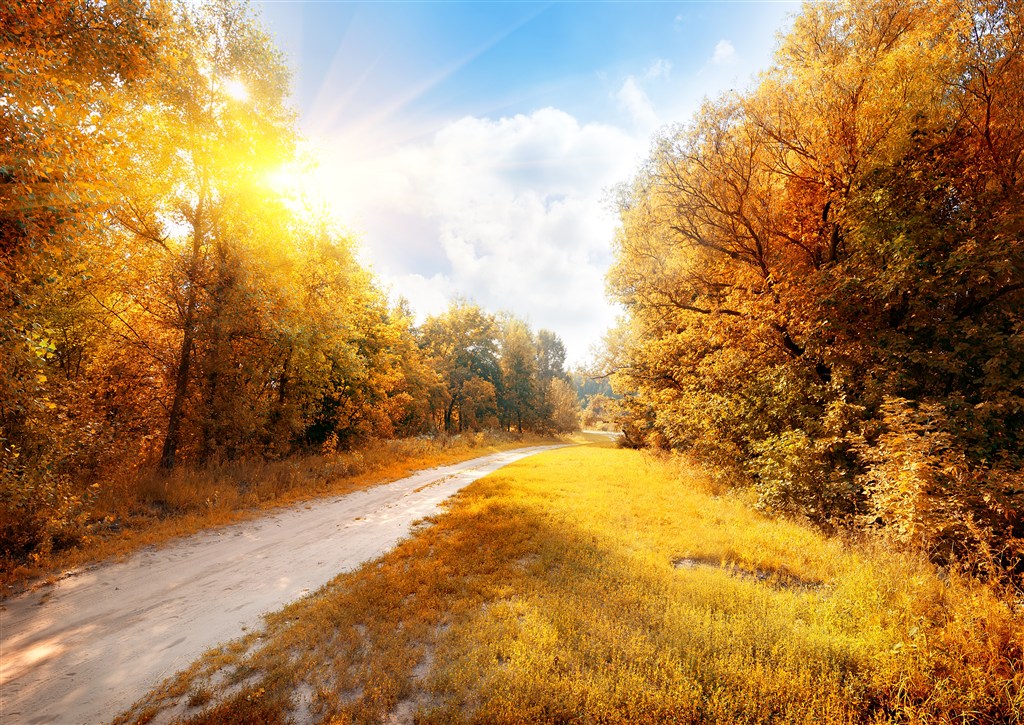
[547,378,580,433]
[608,0,1024,564]
[1,0,168,561]
[133,0,296,467]
[419,301,500,433]
[497,318,538,433]
[532,329,568,425]
[0,0,452,563]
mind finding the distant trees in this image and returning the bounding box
[569,370,619,431]
[547,378,582,433]
[419,302,501,433]
[608,0,1024,568]
[419,301,578,434]
[0,1,578,564]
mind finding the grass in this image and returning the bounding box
[116,438,1024,724]
[2,430,557,592]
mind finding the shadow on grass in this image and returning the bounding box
[118,446,1022,725]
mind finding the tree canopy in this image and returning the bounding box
[608,0,1024,569]
[0,0,578,566]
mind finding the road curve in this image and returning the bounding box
[0,444,564,724]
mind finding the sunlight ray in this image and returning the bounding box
[307,5,547,146]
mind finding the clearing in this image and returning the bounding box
[115,438,1021,724]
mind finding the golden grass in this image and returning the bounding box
[116,439,1024,724]
[3,431,557,591]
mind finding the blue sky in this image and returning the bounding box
[255,1,801,363]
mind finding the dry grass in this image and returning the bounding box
[116,438,1024,724]
[2,431,556,592]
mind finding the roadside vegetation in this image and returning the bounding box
[1,1,578,578]
[1,430,562,591]
[606,0,1024,577]
[116,440,1023,725]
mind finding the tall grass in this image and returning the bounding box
[117,440,1024,724]
[2,431,549,588]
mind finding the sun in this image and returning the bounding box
[265,143,362,224]
[267,160,321,201]
[266,163,303,197]
[265,157,343,218]
[223,78,249,102]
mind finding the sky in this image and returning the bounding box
[254,0,801,364]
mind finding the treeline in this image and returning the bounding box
[0,0,575,563]
[570,372,618,430]
[608,0,1023,571]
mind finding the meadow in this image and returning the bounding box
[116,436,1023,724]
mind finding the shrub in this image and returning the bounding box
[749,428,858,523]
[857,398,1024,572]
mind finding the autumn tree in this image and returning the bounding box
[609,0,1024,565]
[0,0,462,564]
[0,0,170,559]
[532,329,568,426]
[547,378,581,433]
[419,301,501,433]
[497,318,538,433]
[417,303,576,435]
[125,0,297,467]
[302,251,440,449]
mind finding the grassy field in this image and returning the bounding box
[118,437,1023,724]
[4,431,555,591]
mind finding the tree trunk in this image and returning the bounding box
[200,247,232,462]
[160,198,206,469]
[266,346,292,452]
[160,317,194,469]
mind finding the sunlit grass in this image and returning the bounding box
[117,441,1023,724]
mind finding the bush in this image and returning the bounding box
[857,398,1024,573]
[749,428,858,523]
[0,447,96,564]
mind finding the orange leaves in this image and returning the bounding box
[608,0,1024,569]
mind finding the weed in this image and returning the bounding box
[185,685,212,708]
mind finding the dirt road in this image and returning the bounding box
[0,445,563,724]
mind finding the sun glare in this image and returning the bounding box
[266,149,360,225]
[266,160,338,217]
[267,162,314,199]
[223,78,249,102]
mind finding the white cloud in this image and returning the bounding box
[644,58,672,80]
[712,39,737,65]
[319,108,642,364]
[613,58,674,133]
[385,271,451,318]
[615,76,658,130]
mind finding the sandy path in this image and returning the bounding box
[580,429,621,440]
[0,445,563,725]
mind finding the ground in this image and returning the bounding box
[112,436,1023,724]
